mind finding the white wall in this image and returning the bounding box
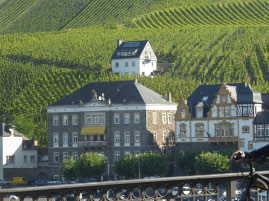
[112,58,141,76]
[0,136,3,179]
[3,136,37,168]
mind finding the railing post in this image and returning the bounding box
[267,190,269,201]
[226,180,236,200]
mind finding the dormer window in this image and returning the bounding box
[221,95,226,102]
[196,107,203,118]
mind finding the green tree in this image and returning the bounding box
[60,157,76,180]
[74,152,107,181]
[13,115,37,140]
[194,152,230,175]
[176,149,201,175]
[115,152,169,178]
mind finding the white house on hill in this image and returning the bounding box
[111,40,157,76]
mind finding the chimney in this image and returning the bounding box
[117,40,122,47]
[168,92,172,102]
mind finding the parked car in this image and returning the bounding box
[32,180,47,186]
[0,179,7,186]
[55,194,75,201]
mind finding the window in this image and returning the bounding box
[219,106,224,117]
[99,114,105,124]
[153,131,157,143]
[124,113,130,124]
[24,155,27,163]
[135,130,140,143]
[248,141,253,150]
[215,123,234,137]
[114,151,120,161]
[142,72,145,76]
[92,114,98,124]
[168,131,173,142]
[63,152,68,161]
[85,114,91,124]
[54,175,59,181]
[72,115,78,125]
[168,113,171,124]
[240,139,245,148]
[125,62,128,67]
[195,124,204,137]
[124,131,130,143]
[53,133,59,147]
[6,156,14,164]
[132,61,135,67]
[125,151,130,156]
[242,126,250,133]
[221,95,227,102]
[162,113,166,124]
[54,152,59,163]
[153,112,157,124]
[114,131,120,144]
[243,107,248,116]
[63,132,68,147]
[72,132,78,144]
[115,62,119,67]
[225,106,230,117]
[257,125,264,136]
[134,113,140,124]
[162,131,166,143]
[30,155,35,162]
[196,108,203,118]
[73,152,78,162]
[63,115,68,125]
[114,113,120,124]
[180,108,185,118]
[265,124,269,136]
[180,124,187,137]
[53,115,59,126]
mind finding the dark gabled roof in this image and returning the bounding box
[49,80,176,107]
[254,111,269,124]
[187,83,263,118]
[262,93,269,110]
[111,40,148,60]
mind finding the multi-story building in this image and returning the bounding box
[175,82,268,153]
[111,40,157,76]
[0,123,38,181]
[47,80,177,180]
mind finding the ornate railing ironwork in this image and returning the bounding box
[1,171,269,201]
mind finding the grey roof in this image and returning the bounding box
[187,83,263,118]
[50,80,176,107]
[254,111,269,124]
[111,40,148,60]
[0,123,28,139]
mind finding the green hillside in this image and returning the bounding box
[0,0,268,145]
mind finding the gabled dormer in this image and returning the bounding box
[175,100,190,121]
[195,102,204,118]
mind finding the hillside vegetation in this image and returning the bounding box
[0,0,268,145]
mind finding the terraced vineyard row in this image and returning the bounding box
[133,0,269,28]
[0,0,40,32]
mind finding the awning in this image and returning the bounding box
[80,126,106,135]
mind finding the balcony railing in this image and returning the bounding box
[78,140,108,147]
[208,137,239,143]
[0,171,268,201]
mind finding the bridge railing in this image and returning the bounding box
[1,171,269,201]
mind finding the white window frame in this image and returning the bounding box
[6,155,15,164]
[62,115,68,125]
[162,131,166,143]
[162,113,166,124]
[114,151,120,161]
[153,131,157,143]
[53,115,59,126]
[135,130,140,146]
[181,108,185,118]
[180,124,187,137]
[124,113,130,124]
[72,132,78,147]
[63,132,68,147]
[63,152,68,161]
[167,113,171,124]
[73,152,78,162]
[196,108,203,118]
[114,131,120,146]
[85,114,91,125]
[72,115,78,125]
[114,113,120,124]
[53,132,59,147]
[124,131,130,146]
[99,114,105,124]
[134,113,140,124]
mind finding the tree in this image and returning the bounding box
[60,157,76,180]
[13,115,37,140]
[115,152,169,178]
[194,152,230,175]
[176,149,201,175]
[74,152,107,181]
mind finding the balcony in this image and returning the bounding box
[78,140,108,147]
[208,137,239,144]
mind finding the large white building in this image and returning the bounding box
[111,40,157,76]
[0,123,38,180]
[175,82,269,153]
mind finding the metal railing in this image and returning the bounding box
[1,171,269,201]
[78,140,108,147]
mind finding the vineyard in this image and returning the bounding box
[132,0,269,28]
[0,0,268,145]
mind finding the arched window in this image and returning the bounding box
[195,124,204,137]
[180,124,187,137]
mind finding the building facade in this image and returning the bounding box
[175,82,268,153]
[111,40,157,76]
[47,80,177,180]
